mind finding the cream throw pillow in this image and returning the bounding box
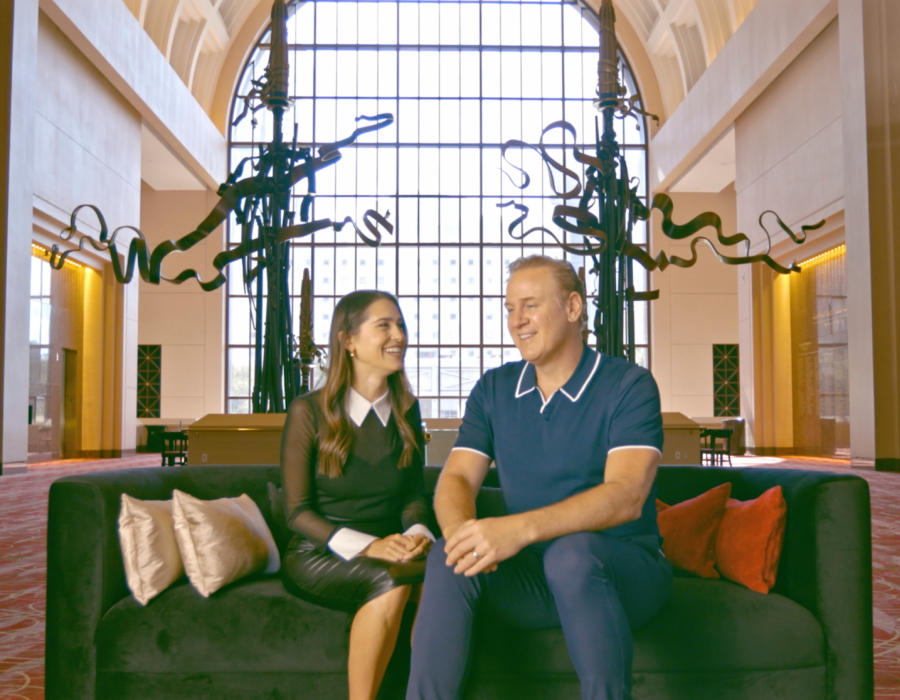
[171,490,280,598]
[118,495,184,606]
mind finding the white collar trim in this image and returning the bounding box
[346,388,392,428]
[559,352,601,403]
[514,351,601,405]
[514,363,536,399]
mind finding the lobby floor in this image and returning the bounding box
[1,454,897,699]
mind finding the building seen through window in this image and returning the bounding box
[227,0,650,417]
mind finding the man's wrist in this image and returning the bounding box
[439,518,470,541]
[510,512,539,547]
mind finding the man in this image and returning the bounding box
[406,255,673,700]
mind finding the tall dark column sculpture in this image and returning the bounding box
[501,0,823,362]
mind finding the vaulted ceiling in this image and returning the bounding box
[122,0,759,125]
[122,0,268,116]
[614,0,759,115]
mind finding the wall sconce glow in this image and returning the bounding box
[799,244,845,268]
[33,242,81,268]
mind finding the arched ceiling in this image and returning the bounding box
[612,0,759,115]
[123,0,758,127]
[122,0,269,116]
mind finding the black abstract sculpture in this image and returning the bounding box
[49,0,825,413]
[50,0,392,412]
[500,0,823,362]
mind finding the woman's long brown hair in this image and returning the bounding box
[317,290,420,478]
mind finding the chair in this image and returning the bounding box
[700,428,733,466]
[143,425,167,454]
[721,418,746,456]
[160,431,188,467]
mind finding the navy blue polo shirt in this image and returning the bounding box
[454,345,664,545]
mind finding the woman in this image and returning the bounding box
[280,290,434,700]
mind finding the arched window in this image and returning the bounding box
[227,0,650,417]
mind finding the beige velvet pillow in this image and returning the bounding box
[118,495,184,606]
[171,490,280,598]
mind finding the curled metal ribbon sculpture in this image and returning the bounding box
[499,0,822,361]
[50,0,393,412]
[50,115,394,292]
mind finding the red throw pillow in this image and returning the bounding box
[656,482,731,579]
[714,486,787,594]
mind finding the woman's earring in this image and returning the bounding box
[349,350,355,358]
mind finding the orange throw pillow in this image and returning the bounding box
[714,486,787,594]
[656,482,731,579]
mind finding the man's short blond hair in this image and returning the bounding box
[508,255,586,306]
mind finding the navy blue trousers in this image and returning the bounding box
[406,531,673,700]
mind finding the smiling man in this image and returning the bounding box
[406,255,673,700]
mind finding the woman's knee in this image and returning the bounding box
[362,583,413,618]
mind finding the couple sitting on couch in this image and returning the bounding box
[282,254,672,700]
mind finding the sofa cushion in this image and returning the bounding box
[97,575,824,681]
[96,578,351,675]
[470,578,824,677]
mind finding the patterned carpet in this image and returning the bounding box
[0,455,897,699]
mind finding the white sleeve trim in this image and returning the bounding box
[327,527,379,561]
[403,523,436,542]
[607,445,663,457]
[450,446,492,460]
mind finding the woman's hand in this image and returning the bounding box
[363,534,414,562]
[401,533,432,561]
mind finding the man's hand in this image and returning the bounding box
[401,533,432,561]
[364,534,414,562]
[444,515,529,576]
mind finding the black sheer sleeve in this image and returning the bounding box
[400,400,431,531]
[280,396,338,548]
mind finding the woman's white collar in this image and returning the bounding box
[346,387,392,427]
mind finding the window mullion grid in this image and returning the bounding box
[227,0,649,414]
[478,0,485,381]
[307,6,319,381]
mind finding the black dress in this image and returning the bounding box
[280,390,430,612]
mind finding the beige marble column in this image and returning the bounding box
[0,0,38,472]
[839,0,900,471]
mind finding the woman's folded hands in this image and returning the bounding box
[364,533,431,562]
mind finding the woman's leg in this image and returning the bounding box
[348,583,413,700]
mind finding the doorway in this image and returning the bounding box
[790,245,849,456]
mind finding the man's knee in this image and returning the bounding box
[422,538,477,594]
[542,532,609,591]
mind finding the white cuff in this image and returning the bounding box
[327,527,379,561]
[403,523,436,542]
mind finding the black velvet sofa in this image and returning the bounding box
[45,464,874,700]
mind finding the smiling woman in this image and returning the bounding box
[226,0,651,418]
[278,289,435,700]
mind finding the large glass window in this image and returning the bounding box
[29,252,52,431]
[227,0,650,417]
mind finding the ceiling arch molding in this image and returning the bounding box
[612,0,760,114]
[124,0,759,134]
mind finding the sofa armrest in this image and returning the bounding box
[45,465,281,700]
[775,471,873,700]
[657,466,873,700]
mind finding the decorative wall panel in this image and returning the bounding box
[137,345,162,418]
[713,344,739,417]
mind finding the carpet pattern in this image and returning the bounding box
[0,455,898,699]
